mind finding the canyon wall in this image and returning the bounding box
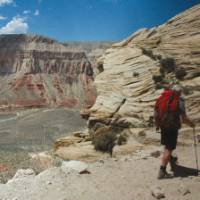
[87,4,200,131]
[0,34,96,109]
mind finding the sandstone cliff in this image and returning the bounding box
[63,41,113,75]
[87,4,200,132]
[0,34,96,109]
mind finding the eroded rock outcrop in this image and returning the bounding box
[87,4,200,132]
[0,34,96,109]
[63,41,113,76]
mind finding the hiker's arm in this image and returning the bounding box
[179,97,195,128]
[181,114,195,128]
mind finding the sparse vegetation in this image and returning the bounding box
[156,54,162,60]
[141,48,162,61]
[142,48,156,60]
[93,128,117,156]
[159,67,165,75]
[148,116,154,127]
[175,68,187,79]
[92,125,127,156]
[133,72,139,77]
[182,86,193,95]
[152,75,163,83]
[160,57,175,73]
[190,71,200,79]
[97,62,104,73]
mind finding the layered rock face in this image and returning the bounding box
[87,4,200,131]
[63,42,113,75]
[0,34,96,109]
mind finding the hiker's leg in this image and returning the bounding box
[161,147,172,167]
[158,147,173,179]
[158,148,173,179]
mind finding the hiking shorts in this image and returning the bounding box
[160,128,179,150]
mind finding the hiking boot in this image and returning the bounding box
[157,168,173,179]
[170,155,178,171]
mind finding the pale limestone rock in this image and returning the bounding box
[54,140,104,162]
[61,160,88,174]
[87,4,200,134]
[151,186,165,199]
[12,169,35,180]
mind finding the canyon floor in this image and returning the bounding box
[0,139,199,200]
[0,108,87,182]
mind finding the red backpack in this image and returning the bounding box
[155,89,180,129]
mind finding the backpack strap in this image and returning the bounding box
[166,92,175,112]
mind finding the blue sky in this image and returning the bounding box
[0,0,199,41]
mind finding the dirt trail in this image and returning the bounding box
[0,144,199,200]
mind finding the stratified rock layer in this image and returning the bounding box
[88,4,200,130]
[0,34,96,109]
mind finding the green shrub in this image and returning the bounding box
[142,48,157,60]
[182,86,193,95]
[156,54,162,60]
[97,62,104,73]
[92,126,117,156]
[175,68,187,79]
[160,58,175,73]
[159,67,165,75]
[133,72,139,77]
[148,116,154,127]
[152,75,163,83]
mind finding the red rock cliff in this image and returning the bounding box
[0,34,96,109]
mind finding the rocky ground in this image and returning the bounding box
[0,136,199,200]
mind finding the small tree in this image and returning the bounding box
[93,130,117,157]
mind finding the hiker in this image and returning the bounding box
[154,84,195,179]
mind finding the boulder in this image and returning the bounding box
[151,186,165,199]
[12,169,35,180]
[61,160,89,174]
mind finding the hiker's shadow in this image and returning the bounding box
[171,161,199,177]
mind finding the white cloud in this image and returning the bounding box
[34,9,39,16]
[0,0,13,6]
[0,15,6,20]
[23,10,31,15]
[0,16,28,34]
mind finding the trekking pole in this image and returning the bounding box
[192,127,199,175]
